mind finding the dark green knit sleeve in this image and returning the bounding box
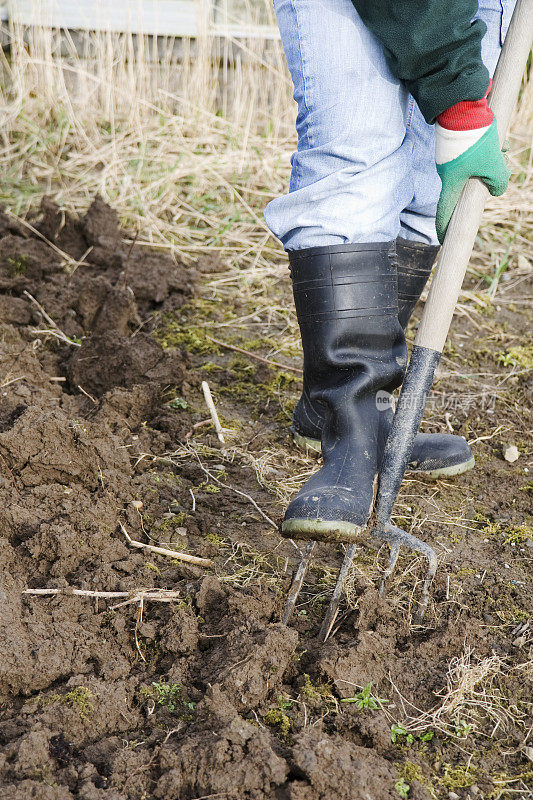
[351,0,491,123]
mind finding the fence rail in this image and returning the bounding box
[2,0,280,39]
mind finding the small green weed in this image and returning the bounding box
[453,719,473,739]
[168,396,188,410]
[391,724,412,744]
[6,254,28,275]
[277,694,294,710]
[391,724,434,745]
[341,682,388,710]
[141,682,196,716]
[395,777,410,798]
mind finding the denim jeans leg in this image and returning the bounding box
[264,0,414,251]
[399,0,517,245]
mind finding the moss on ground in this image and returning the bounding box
[154,317,220,354]
[263,708,291,739]
[38,686,94,719]
[215,356,299,418]
[498,345,533,371]
[398,762,437,799]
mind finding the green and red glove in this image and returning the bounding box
[435,83,510,243]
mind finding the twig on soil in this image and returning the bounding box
[0,375,25,388]
[184,418,213,440]
[120,523,214,568]
[206,334,303,375]
[32,329,81,346]
[77,384,98,404]
[135,594,146,661]
[23,587,182,602]
[201,380,226,443]
[187,793,230,800]
[467,424,510,446]
[23,292,69,331]
[24,588,128,598]
[107,592,182,610]
[23,290,81,347]
[123,228,140,271]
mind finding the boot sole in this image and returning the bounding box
[422,456,475,479]
[281,517,366,544]
[291,429,476,479]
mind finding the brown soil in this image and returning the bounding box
[0,198,531,800]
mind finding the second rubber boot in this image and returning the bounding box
[282,243,405,543]
[395,238,440,328]
[291,238,474,478]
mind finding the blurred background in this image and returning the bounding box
[0,0,531,271]
[0,0,297,273]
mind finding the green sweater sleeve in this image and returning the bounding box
[351,0,491,123]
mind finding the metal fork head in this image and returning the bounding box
[282,525,437,639]
[372,522,438,622]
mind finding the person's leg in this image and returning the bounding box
[399,0,517,245]
[268,0,479,541]
[264,0,413,249]
[265,0,413,538]
[275,1,473,478]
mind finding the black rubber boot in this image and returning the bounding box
[396,238,440,328]
[291,238,474,479]
[282,243,405,542]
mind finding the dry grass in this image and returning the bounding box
[387,645,532,747]
[0,8,293,272]
[1,11,529,275]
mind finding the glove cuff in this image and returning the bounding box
[437,81,494,131]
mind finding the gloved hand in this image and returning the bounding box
[435,84,510,243]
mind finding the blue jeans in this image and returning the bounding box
[265,0,515,250]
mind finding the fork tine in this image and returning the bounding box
[318,543,357,643]
[415,556,438,621]
[375,523,437,621]
[281,540,316,625]
[379,542,401,596]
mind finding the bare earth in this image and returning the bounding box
[0,198,531,800]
